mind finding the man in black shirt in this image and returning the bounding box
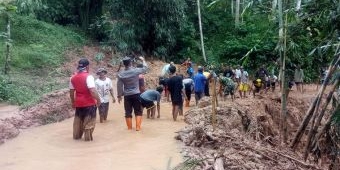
[167,66,184,121]
[223,65,235,78]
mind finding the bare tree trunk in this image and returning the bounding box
[231,0,234,16]
[235,0,240,28]
[290,55,340,149]
[197,0,207,62]
[295,0,302,12]
[313,103,340,146]
[277,0,285,143]
[272,0,278,14]
[212,78,218,130]
[282,12,288,143]
[4,18,10,75]
[303,75,340,160]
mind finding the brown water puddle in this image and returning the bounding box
[0,101,187,170]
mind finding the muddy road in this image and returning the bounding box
[0,101,187,170]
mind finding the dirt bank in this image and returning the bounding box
[175,85,332,170]
[0,89,73,144]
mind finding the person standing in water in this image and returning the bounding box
[117,56,148,131]
[95,68,116,123]
[69,58,101,141]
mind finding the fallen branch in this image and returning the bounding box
[265,148,322,170]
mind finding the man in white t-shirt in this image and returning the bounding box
[238,66,249,98]
[95,68,116,123]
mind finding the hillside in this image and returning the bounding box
[0,14,85,106]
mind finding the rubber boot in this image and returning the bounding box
[125,118,132,130]
[135,116,142,131]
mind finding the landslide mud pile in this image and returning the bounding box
[175,97,324,170]
[0,89,73,144]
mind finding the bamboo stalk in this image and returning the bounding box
[197,0,207,62]
[290,55,340,149]
[282,12,288,143]
[303,79,339,160]
[4,18,10,74]
[212,78,217,130]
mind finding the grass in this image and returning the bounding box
[0,14,86,106]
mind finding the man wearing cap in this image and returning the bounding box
[117,55,148,131]
[193,66,207,105]
[95,68,116,123]
[69,58,101,141]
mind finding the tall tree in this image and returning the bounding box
[197,0,207,62]
[235,0,240,28]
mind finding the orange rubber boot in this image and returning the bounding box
[135,116,142,131]
[125,118,132,130]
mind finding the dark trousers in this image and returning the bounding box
[124,94,142,118]
[184,84,192,101]
[98,102,109,120]
[204,83,210,96]
[195,92,204,102]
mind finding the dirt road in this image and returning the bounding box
[0,101,187,170]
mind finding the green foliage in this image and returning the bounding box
[94,52,104,64]
[0,14,85,106]
[105,0,190,58]
[16,0,104,30]
[0,14,84,70]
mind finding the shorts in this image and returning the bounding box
[239,83,249,92]
[224,85,235,95]
[140,97,155,109]
[254,87,261,93]
[184,84,192,101]
[271,82,276,87]
[295,82,302,85]
[172,101,183,110]
[124,94,143,118]
[288,81,294,89]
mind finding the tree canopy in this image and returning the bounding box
[6,0,340,80]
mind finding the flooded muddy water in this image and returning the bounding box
[0,102,187,170]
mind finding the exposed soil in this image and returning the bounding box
[175,85,334,170]
[0,45,336,169]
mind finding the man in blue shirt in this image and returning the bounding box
[194,66,207,105]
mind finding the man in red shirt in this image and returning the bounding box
[69,58,101,141]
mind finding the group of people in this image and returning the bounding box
[159,59,215,120]
[69,56,164,141]
[218,64,305,99]
[69,56,308,142]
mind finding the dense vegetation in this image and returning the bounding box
[0,0,339,106]
[0,9,85,106]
